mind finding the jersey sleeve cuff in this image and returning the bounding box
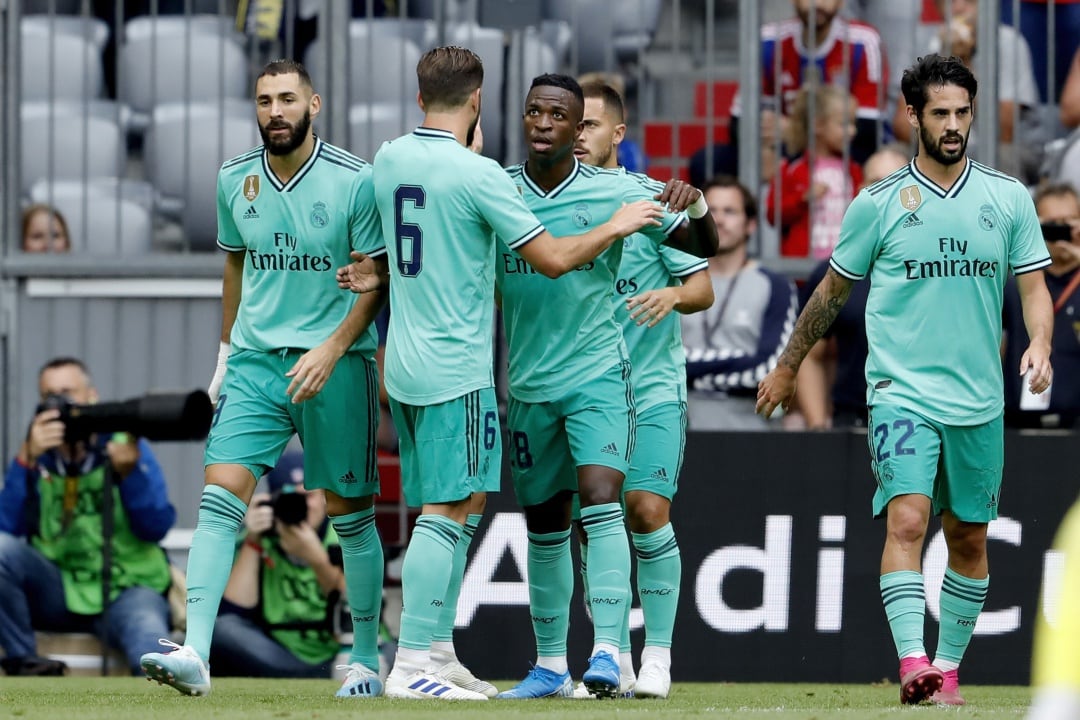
[829,257,864,281]
[672,258,709,277]
[1013,256,1052,275]
[217,239,245,252]
[507,224,545,250]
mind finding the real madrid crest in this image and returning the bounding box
[572,203,592,228]
[243,175,260,201]
[899,185,922,211]
[311,201,329,228]
[978,203,997,231]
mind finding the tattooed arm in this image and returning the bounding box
[755,266,854,418]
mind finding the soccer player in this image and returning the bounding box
[1027,497,1080,720]
[756,54,1054,706]
[140,59,390,699]
[494,74,717,701]
[568,81,715,700]
[342,47,665,701]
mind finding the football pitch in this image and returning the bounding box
[2,677,1033,719]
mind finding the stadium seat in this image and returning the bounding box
[304,22,423,107]
[611,0,662,62]
[118,15,248,131]
[20,17,108,102]
[542,0,615,72]
[19,101,126,195]
[29,178,156,255]
[144,100,260,250]
[348,102,424,162]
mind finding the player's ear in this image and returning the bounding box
[905,104,919,131]
[417,91,426,113]
[309,92,322,120]
[612,122,627,146]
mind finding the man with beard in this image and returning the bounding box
[494,74,716,701]
[339,48,665,702]
[757,54,1054,706]
[568,81,715,700]
[140,59,390,700]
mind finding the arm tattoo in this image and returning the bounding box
[777,267,853,373]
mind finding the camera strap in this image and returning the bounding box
[1053,269,1080,315]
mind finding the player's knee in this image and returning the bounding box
[625,492,671,534]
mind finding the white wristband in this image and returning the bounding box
[687,193,709,219]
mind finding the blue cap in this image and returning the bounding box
[266,451,304,493]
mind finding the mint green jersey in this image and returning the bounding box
[830,159,1050,425]
[374,128,545,405]
[497,160,686,402]
[217,138,385,356]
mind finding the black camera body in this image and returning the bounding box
[35,391,213,444]
[259,489,309,527]
[1041,222,1072,242]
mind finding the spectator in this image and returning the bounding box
[682,176,799,430]
[210,452,347,678]
[795,145,908,428]
[1003,182,1080,429]
[767,84,863,258]
[21,204,70,254]
[0,357,175,676]
[1062,46,1080,130]
[893,0,1042,180]
[729,0,889,167]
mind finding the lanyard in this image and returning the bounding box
[702,260,749,344]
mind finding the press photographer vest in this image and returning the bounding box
[30,463,171,615]
[254,527,339,665]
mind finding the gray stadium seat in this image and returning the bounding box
[348,102,425,161]
[612,0,662,62]
[144,100,261,250]
[119,15,249,131]
[542,0,615,72]
[29,178,156,255]
[21,0,83,13]
[21,17,107,102]
[304,22,423,106]
[20,101,126,195]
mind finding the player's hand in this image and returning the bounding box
[336,251,387,293]
[276,521,324,564]
[468,120,484,154]
[285,343,342,403]
[1019,343,1053,395]
[627,288,680,328]
[245,494,274,538]
[608,200,664,237]
[654,179,701,214]
[105,433,140,479]
[756,365,798,418]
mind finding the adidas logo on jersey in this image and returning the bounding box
[244,205,260,220]
[902,213,923,228]
[600,442,619,456]
[650,467,669,481]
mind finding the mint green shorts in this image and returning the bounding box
[390,387,501,507]
[867,403,1004,522]
[508,361,635,508]
[204,348,380,499]
[623,401,686,500]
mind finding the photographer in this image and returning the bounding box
[209,452,346,678]
[1004,183,1080,429]
[0,358,175,676]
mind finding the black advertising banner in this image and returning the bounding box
[451,430,1080,684]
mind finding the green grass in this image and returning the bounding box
[0,678,1033,719]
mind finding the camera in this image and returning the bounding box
[36,390,214,444]
[259,489,309,527]
[1041,222,1072,242]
